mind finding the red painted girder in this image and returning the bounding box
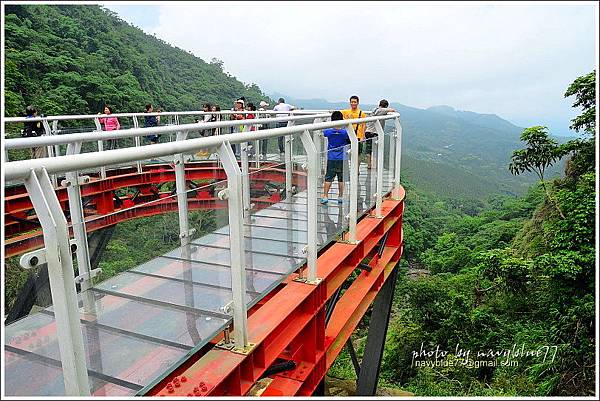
[4,192,282,258]
[4,164,289,216]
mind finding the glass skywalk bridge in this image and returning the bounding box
[3,111,402,396]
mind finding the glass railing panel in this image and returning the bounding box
[359,137,378,213]
[238,154,309,300]
[318,141,351,243]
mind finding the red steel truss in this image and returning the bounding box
[4,162,293,257]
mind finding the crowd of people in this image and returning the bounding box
[21,95,396,208]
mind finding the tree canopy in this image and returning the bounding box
[4,5,271,117]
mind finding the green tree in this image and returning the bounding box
[562,70,596,180]
[509,126,566,218]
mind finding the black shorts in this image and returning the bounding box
[325,159,349,182]
[364,132,377,154]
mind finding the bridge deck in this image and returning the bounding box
[4,164,394,396]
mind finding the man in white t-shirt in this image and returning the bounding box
[273,97,295,155]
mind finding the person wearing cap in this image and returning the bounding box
[258,100,270,159]
[230,98,245,156]
[364,99,396,168]
[273,97,296,157]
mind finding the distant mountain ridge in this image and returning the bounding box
[426,105,522,132]
[273,92,562,199]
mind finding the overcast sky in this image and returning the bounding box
[105,1,597,136]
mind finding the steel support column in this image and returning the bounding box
[217,142,249,351]
[355,266,399,396]
[298,129,320,284]
[24,167,90,395]
[373,120,386,218]
[346,123,360,244]
[285,121,295,199]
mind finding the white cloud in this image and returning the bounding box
[108,1,597,134]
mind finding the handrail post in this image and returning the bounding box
[392,116,403,200]
[346,123,360,244]
[24,168,90,395]
[63,142,97,313]
[254,112,261,168]
[93,117,107,179]
[298,129,321,284]
[45,118,61,160]
[175,131,192,247]
[132,116,143,173]
[217,142,251,352]
[42,118,58,187]
[241,124,251,216]
[312,117,324,179]
[387,120,395,184]
[285,120,295,199]
[373,120,386,218]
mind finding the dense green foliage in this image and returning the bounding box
[329,72,595,396]
[4,4,269,118]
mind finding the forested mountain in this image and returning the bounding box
[4,4,269,117]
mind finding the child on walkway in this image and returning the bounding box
[322,111,350,205]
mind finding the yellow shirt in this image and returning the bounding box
[342,108,366,140]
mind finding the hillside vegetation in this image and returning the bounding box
[329,71,596,396]
[277,93,564,199]
[4,4,268,118]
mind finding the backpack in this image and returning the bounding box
[22,121,42,138]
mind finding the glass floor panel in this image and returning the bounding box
[164,244,305,275]
[4,350,138,396]
[94,271,252,314]
[5,312,187,394]
[191,233,305,258]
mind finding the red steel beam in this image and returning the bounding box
[4,191,283,258]
[4,163,301,258]
[4,163,289,216]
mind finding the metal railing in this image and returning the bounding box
[2,109,330,124]
[4,111,335,179]
[2,110,402,395]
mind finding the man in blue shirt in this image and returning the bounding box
[144,103,160,144]
[322,111,350,205]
